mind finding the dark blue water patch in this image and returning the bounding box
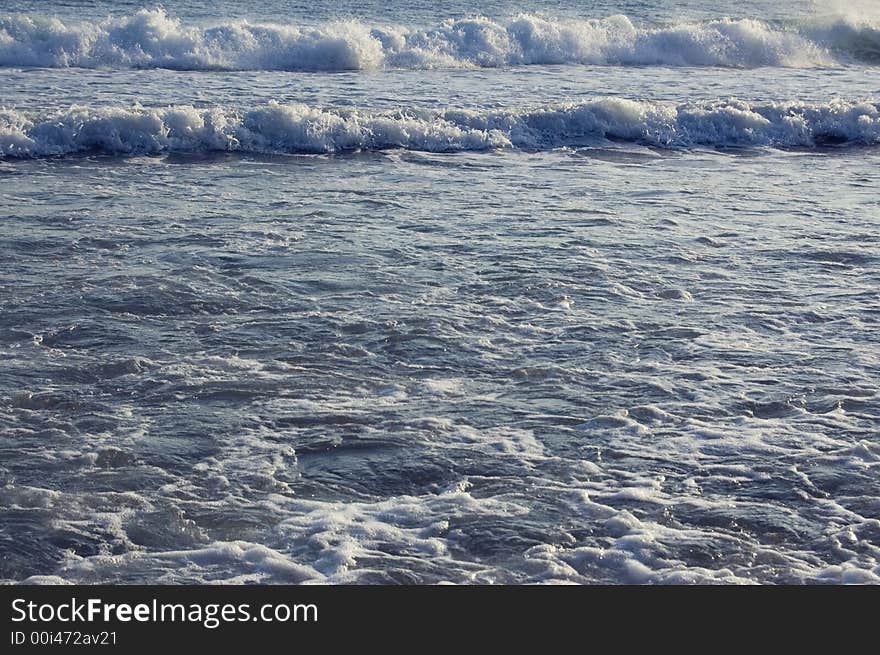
[125,508,208,550]
[0,509,112,580]
[797,249,876,267]
[30,322,144,350]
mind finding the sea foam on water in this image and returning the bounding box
[2,9,879,71]
[2,98,879,158]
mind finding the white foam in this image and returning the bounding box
[51,540,321,584]
[1,9,878,72]
[2,97,879,159]
[37,490,529,584]
[18,575,73,585]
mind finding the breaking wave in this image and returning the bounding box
[1,9,880,71]
[2,98,879,158]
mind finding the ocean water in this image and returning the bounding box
[1,0,879,584]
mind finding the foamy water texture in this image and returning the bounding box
[2,9,880,70]
[1,1,879,586]
[3,98,880,158]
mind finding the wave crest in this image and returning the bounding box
[2,98,879,158]
[0,9,878,71]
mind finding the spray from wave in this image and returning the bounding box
[2,98,878,158]
[1,9,880,71]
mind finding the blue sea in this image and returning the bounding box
[1,0,879,584]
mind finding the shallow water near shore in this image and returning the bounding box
[1,0,878,584]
